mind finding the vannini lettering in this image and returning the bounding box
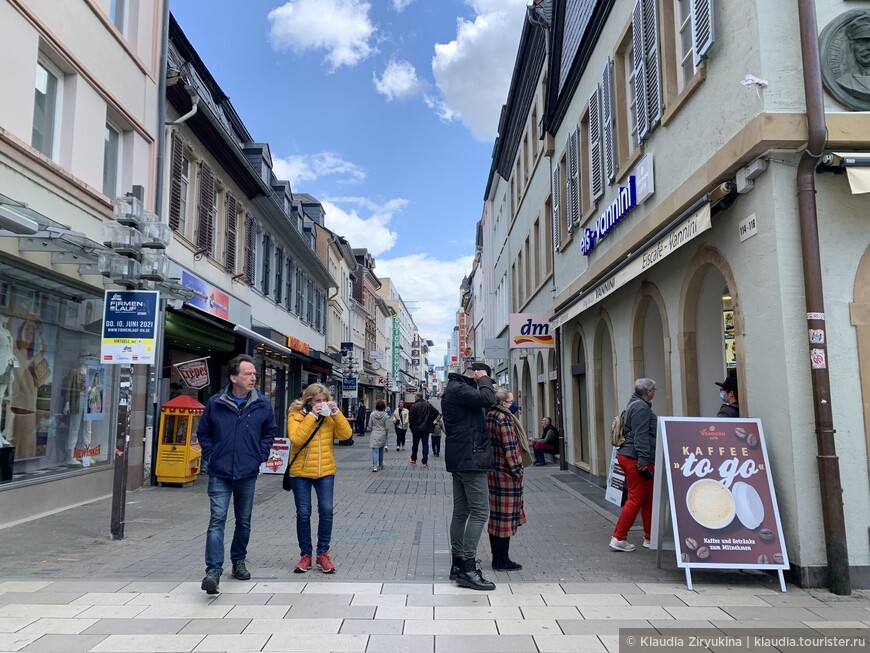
[580,176,637,255]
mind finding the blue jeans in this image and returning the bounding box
[205,474,257,574]
[290,475,335,556]
[410,431,429,464]
[372,447,384,467]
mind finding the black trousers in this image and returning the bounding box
[395,427,407,448]
[410,431,429,464]
[431,435,441,456]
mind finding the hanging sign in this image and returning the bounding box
[174,357,211,389]
[101,290,159,364]
[260,437,290,475]
[509,312,555,348]
[658,417,788,575]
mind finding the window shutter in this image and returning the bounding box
[262,233,271,296]
[168,131,183,231]
[274,246,284,304]
[244,214,255,284]
[568,129,581,230]
[692,0,715,67]
[643,0,663,132]
[632,0,649,141]
[551,162,561,249]
[224,193,237,272]
[564,134,575,233]
[196,162,215,253]
[601,58,617,184]
[285,258,294,310]
[589,85,604,203]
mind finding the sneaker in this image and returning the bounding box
[409,459,416,465]
[422,463,429,468]
[293,554,312,573]
[231,560,251,580]
[643,538,650,549]
[609,537,636,552]
[201,569,221,594]
[372,466,379,472]
[378,464,384,470]
[316,552,336,574]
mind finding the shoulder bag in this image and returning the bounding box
[282,419,323,491]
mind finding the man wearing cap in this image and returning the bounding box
[837,14,870,101]
[441,361,497,590]
[716,376,739,418]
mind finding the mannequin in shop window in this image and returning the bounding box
[64,356,91,465]
[8,316,48,459]
[715,376,739,418]
[0,318,19,448]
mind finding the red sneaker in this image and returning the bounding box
[316,552,336,574]
[408,459,416,465]
[293,554,312,573]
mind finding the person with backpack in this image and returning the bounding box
[610,378,658,552]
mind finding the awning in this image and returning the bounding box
[166,311,237,352]
[552,203,712,329]
[233,324,296,358]
[831,152,870,194]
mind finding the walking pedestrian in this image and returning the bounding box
[392,401,409,450]
[442,362,497,591]
[287,383,353,574]
[431,414,443,457]
[486,387,528,571]
[355,401,368,437]
[198,354,276,594]
[532,417,559,465]
[369,399,388,472]
[408,393,439,467]
[610,378,658,552]
[715,375,739,417]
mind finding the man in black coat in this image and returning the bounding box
[441,362,496,590]
[408,393,439,466]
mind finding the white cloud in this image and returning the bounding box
[272,152,366,186]
[430,0,527,140]
[321,197,406,257]
[391,0,415,11]
[376,254,474,362]
[373,59,423,101]
[268,0,375,70]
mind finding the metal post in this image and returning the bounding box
[554,326,567,471]
[110,363,133,540]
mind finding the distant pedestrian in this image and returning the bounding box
[198,354,276,594]
[355,401,368,437]
[408,393,439,467]
[442,361,497,591]
[392,401,409,450]
[610,378,658,553]
[486,387,528,571]
[288,383,353,574]
[369,399,389,472]
[532,417,559,465]
[431,414,443,457]
[715,375,739,418]
[169,382,182,399]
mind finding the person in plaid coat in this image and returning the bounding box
[485,386,529,571]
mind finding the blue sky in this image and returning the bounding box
[170,0,528,360]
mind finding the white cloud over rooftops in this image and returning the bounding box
[373,59,424,101]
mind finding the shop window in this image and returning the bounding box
[0,262,116,485]
[32,58,63,160]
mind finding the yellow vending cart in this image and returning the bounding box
[156,395,204,485]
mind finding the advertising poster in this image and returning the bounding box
[100,290,159,364]
[604,446,627,506]
[342,376,358,401]
[181,271,229,320]
[84,360,105,421]
[261,437,290,475]
[660,417,788,570]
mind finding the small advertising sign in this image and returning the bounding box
[660,417,788,573]
[174,357,211,389]
[604,446,627,506]
[100,290,159,364]
[342,376,358,401]
[182,271,230,320]
[260,437,290,475]
[509,312,555,348]
[484,338,508,359]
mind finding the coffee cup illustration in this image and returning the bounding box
[686,479,736,529]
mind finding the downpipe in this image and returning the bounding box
[797,0,850,595]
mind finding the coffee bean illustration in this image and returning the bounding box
[681,552,690,563]
[735,427,747,440]
[685,537,698,551]
[758,554,770,564]
[696,546,710,559]
[773,553,784,564]
[759,528,774,542]
[747,433,759,448]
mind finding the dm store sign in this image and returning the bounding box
[100,290,159,364]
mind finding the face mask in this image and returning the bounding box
[509,401,519,414]
[719,390,726,402]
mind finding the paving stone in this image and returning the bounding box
[495,618,562,635]
[558,619,652,635]
[243,618,343,634]
[177,618,251,635]
[435,606,522,620]
[433,634,535,652]
[191,633,270,651]
[403,619,498,635]
[20,633,108,652]
[81,618,189,635]
[366,634,434,652]
[266,592,351,606]
[262,633,368,651]
[0,617,38,633]
[0,592,84,605]
[533,634,608,652]
[406,593,489,607]
[0,633,41,651]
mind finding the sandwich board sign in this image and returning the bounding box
[651,417,788,591]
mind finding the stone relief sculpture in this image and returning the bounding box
[821,10,870,111]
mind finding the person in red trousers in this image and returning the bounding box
[610,378,657,552]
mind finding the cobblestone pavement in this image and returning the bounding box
[0,426,868,652]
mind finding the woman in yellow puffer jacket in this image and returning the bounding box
[287,383,352,574]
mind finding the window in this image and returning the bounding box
[306,279,314,324]
[102,123,121,198]
[284,257,294,310]
[109,0,126,33]
[32,59,62,159]
[523,133,530,182]
[631,0,663,141]
[544,199,553,276]
[261,233,271,296]
[195,162,215,255]
[295,268,304,315]
[169,132,192,234]
[580,108,592,214]
[315,289,323,332]
[615,24,640,168]
[224,194,238,272]
[674,0,695,91]
[274,246,284,304]
[244,214,256,285]
[524,237,531,295]
[179,155,190,233]
[551,162,561,251]
[661,0,714,121]
[533,218,541,286]
[531,103,539,157]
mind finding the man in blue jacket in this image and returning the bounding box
[198,354,276,594]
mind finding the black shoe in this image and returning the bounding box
[449,554,463,581]
[455,559,496,591]
[201,569,220,594]
[231,560,251,580]
[492,559,523,571]
[533,461,547,466]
